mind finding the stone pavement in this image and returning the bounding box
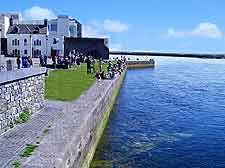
[0,77,117,168]
[0,100,67,167]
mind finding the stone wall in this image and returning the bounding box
[21,69,126,168]
[0,67,46,134]
[79,70,126,168]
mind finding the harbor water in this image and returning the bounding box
[91,57,225,168]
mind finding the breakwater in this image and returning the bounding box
[0,68,46,134]
[19,70,126,168]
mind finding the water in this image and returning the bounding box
[91,57,225,168]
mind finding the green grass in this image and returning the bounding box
[45,64,95,101]
[20,144,38,157]
[13,160,20,168]
[16,110,31,124]
[43,128,49,134]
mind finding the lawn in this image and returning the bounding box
[45,64,95,101]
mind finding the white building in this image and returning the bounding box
[0,13,21,55]
[47,15,82,56]
[7,22,48,57]
[6,15,82,57]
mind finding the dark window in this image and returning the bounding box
[13,49,20,56]
[50,24,57,31]
[24,39,27,46]
[12,40,14,46]
[53,38,57,44]
[24,50,27,54]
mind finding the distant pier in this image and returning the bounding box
[110,51,225,59]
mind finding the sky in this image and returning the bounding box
[1,0,225,53]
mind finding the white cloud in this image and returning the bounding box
[167,22,223,39]
[82,24,109,38]
[103,19,128,33]
[83,19,129,37]
[23,6,56,20]
[82,25,100,37]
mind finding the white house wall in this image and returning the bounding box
[7,34,48,57]
[47,35,64,56]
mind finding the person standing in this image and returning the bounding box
[39,55,44,67]
[16,56,21,69]
[86,56,91,74]
[44,55,48,66]
[76,55,81,67]
[28,56,33,67]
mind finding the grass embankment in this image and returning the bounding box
[45,64,95,101]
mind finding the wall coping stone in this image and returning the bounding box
[0,67,47,85]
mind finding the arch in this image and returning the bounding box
[24,38,27,45]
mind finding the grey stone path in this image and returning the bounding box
[0,100,67,167]
[0,78,115,168]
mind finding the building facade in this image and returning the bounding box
[47,15,82,57]
[7,23,48,57]
[4,14,82,58]
[0,13,21,55]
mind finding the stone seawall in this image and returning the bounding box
[21,69,126,168]
[0,68,46,134]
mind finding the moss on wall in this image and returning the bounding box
[81,70,126,168]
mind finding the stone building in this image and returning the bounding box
[47,15,82,57]
[7,21,48,57]
[0,13,21,55]
[6,15,82,57]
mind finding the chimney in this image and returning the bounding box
[44,19,48,26]
[9,17,13,26]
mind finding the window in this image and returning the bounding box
[12,39,19,46]
[69,26,75,35]
[13,49,20,56]
[34,40,41,46]
[53,38,57,44]
[33,49,41,57]
[24,50,27,55]
[50,24,57,32]
[24,39,27,46]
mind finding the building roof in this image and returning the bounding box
[7,24,47,34]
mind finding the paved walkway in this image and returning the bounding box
[0,78,115,168]
[0,100,67,167]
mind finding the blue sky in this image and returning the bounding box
[1,0,225,53]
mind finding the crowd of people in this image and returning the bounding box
[15,53,127,82]
[16,56,33,69]
[50,52,85,68]
[94,56,127,81]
